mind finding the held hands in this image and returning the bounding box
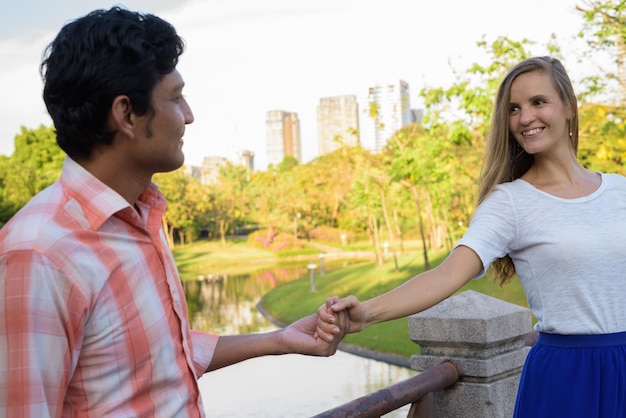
[280,297,349,357]
[315,295,366,343]
[278,294,366,357]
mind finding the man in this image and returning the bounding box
[0,7,344,417]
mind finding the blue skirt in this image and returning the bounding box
[514,332,626,418]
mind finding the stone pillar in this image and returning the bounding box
[408,290,532,418]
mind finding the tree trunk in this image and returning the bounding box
[371,214,384,266]
[219,219,227,247]
[379,188,399,271]
[162,215,175,248]
[406,182,430,270]
[393,208,405,254]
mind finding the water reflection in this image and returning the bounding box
[184,263,417,417]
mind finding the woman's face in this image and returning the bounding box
[508,70,571,156]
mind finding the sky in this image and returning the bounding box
[0,0,590,170]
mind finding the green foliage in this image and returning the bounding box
[578,103,626,173]
[0,125,64,222]
[576,0,626,102]
[154,169,212,245]
[577,0,626,49]
[277,155,299,172]
[207,162,253,245]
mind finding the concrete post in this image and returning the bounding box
[408,290,532,418]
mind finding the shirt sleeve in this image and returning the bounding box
[455,187,518,277]
[0,250,85,418]
[190,330,219,377]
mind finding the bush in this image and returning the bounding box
[308,226,355,245]
[248,229,307,252]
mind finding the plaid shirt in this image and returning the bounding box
[0,157,218,417]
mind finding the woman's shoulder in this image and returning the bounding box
[600,172,626,184]
[598,172,626,190]
[490,178,534,198]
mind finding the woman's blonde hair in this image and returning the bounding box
[478,56,579,285]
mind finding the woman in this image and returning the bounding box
[317,56,626,417]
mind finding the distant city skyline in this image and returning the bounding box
[196,78,418,171]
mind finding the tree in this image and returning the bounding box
[384,124,456,270]
[578,102,626,174]
[210,162,252,246]
[347,153,387,265]
[576,0,626,103]
[300,146,364,229]
[1,125,64,215]
[154,169,212,246]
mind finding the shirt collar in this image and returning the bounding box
[60,156,167,230]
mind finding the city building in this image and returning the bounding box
[184,149,255,185]
[359,80,412,153]
[236,149,255,181]
[317,95,360,156]
[199,155,228,185]
[266,110,301,166]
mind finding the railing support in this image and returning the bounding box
[409,290,532,418]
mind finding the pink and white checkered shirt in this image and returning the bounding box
[0,157,219,417]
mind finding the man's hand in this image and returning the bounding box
[279,297,349,357]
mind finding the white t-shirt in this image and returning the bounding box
[457,172,626,334]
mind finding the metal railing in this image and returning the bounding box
[312,329,538,418]
[311,360,464,418]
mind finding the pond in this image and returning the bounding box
[183,263,418,417]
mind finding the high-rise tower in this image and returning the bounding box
[317,95,360,156]
[360,80,412,153]
[266,110,301,166]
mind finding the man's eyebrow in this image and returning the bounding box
[171,81,185,93]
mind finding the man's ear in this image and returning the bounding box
[109,95,135,137]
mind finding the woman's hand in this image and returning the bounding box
[315,295,367,343]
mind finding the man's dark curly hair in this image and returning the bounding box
[40,7,185,160]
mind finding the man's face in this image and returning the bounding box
[132,69,194,175]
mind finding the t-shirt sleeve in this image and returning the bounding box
[454,187,517,278]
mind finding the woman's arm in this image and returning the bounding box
[316,245,483,339]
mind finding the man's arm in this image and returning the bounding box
[0,252,79,418]
[205,307,345,372]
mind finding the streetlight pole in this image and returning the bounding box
[307,263,317,292]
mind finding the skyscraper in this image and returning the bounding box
[237,149,255,181]
[317,95,360,156]
[266,110,301,166]
[360,80,412,153]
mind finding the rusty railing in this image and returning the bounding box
[311,360,464,418]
